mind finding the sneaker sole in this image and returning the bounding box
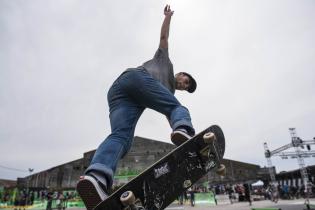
[77,177,106,210]
[171,132,190,146]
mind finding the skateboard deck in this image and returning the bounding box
[94,125,225,210]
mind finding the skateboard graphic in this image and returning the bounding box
[94,125,225,210]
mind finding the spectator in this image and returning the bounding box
[46,192,53,210]
[188,187,195,207]
[243,183,252,206]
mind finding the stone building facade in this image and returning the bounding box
[19,136,266,190]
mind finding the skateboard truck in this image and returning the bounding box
[202,132,226,176]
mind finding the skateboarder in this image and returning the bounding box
[77,5,197,210]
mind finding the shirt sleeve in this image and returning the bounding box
[153,47,169,60]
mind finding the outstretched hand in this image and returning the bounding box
[159,5,173,49]
[164,5,174,17]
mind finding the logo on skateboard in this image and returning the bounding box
[154,162,170,179]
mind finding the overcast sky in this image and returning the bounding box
[1,0,315,180]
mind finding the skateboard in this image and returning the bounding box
[94,125,225,210]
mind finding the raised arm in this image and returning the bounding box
[159,5,174,49]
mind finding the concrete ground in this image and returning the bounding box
[165,198,314,210]
[1,198,313,210]
[61,198,314,210]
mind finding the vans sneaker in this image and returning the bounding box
[171,128,192,146]
[76,175,108,210]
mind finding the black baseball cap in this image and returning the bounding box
[182,72,197,93]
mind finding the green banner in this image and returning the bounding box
[195,193,216,204]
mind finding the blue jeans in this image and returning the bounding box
[85,68,195,187]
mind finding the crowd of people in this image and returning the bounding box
[216,182,315,205]
[45,191,76,210]
[1,182,314,209]
[252,183,315,201]
[0,189,77,210]
[175,182,315,207]
[0,189,35,209]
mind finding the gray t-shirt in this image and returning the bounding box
[141,48,175,94]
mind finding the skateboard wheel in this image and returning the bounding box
[120,191,136,206]
[183,180,192,188]
[203,132,215,144]
[216,164,226,176]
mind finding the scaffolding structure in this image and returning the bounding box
[263,128,315,203]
